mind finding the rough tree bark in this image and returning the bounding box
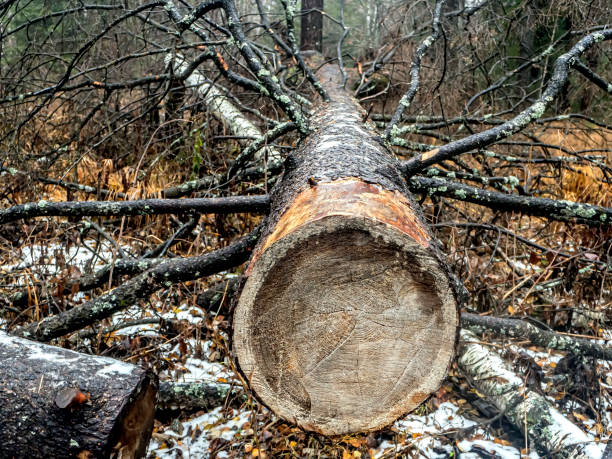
[0,332,157,458]
[232,63,460,435]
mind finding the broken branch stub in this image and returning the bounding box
[232,65,460,435]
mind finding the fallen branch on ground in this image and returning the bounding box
[463,313,612,360]
[14,229,260,341]
[5,258,165,310]
[157,382,245,410]
[410,176,612,226]
[458,330,603,458]
[0,195,269,224]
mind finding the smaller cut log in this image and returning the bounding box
[0,332,157,458]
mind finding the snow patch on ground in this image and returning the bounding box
[147,399,543,458]
[159,339,233,384]
[379,402,541,458]
[162,301,207,325]
[3,239,120,274]
[457,438,537,458]
[396,402,477,433]
[148,407,252,458]
[112,322,160,337]
[143,306,609,458]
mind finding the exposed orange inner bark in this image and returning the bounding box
[247,178,430,274]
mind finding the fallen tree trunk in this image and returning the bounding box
[458,330,604,458]
[194,279,612,363]
[168,54,282,164]
[232,64,460,435]
[0,331,157,458]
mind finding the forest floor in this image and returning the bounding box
[141,302,611,459]
[1,126,610,458]
[1,233,609,458]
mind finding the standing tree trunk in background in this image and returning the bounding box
[300,0,323,52]
[365,0,380,50]
[232,63,460,436]
[163,75,187,158]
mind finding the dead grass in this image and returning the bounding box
[536,124,612,206]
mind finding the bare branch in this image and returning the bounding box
[13,228,260,342]
[383,0,446,140]
[336,0,349,89]
[409,176,612,226]
[226,121,296,179]
[220,0,310,134]
[0,196,269,225]
[0,168,127,199]
[158,381,244,410]
[401,30,612,177]
[573,59,612,94]
[277,0,329,99]
[173,1,224,33]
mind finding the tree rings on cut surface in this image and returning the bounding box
[233,179,458,435]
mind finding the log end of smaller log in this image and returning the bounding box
[234,206,458,435]
[111,374,157,458]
